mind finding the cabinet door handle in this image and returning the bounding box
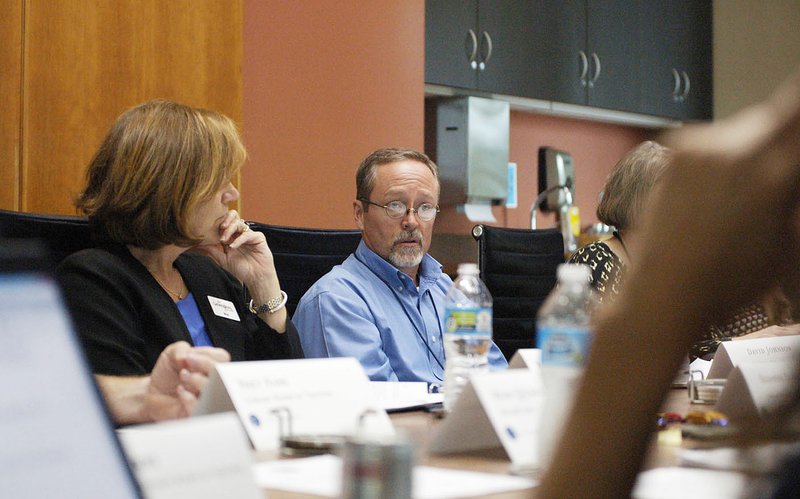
[465,29,478,69]
[479,31,493,71]
[671,68,682,101]
[579,50,589,87]
[589,52,601,87]
[681,71,691,100]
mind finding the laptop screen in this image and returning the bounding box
[0,260,142,497]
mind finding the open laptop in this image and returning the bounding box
[0,240,142,498]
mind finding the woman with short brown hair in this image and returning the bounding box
[58,100,303,424]
[568,140,671,302]
[570,140,799,360]
[77,101,247,249]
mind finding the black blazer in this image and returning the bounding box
[57,244,303,375]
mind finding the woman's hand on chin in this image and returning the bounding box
[192,210,278,287]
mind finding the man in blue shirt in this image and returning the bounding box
[293,148,507,385]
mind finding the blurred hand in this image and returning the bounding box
[144,341,231,421]
[539,67,800,499]
[627,69,800,326]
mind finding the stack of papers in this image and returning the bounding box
[370,381,443,412]
[633,467,754,499]
[680,442,800,474]
[633,442,800,499]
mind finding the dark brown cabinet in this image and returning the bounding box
[425,0,713,121]
[425,0,479,90]
[425,0,563,99]
[548,0,644,114]
[639,0,713,120]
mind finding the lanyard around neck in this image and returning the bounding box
[354,253,445,375]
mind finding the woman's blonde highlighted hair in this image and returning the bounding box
[77,100,246,249]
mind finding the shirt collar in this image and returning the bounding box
[355,239,443,290]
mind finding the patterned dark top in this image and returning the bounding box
[691,302,771,360]
[567,241,625,304]
[569,240,771,360]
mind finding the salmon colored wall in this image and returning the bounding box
[242,0,425,229]
[242,1,653,236]
[433,111,653,236]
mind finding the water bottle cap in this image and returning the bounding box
[457,262,479,275]
[557,263,591,283]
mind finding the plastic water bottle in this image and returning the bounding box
[443,263,493,411]
[535,263,596,470]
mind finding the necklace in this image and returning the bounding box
[151,271,186,301]
[354,253,445,376]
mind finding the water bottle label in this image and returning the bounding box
[444,307,492,335]
[537,325,592,367]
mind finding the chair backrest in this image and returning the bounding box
[247,222,362,317]
[0,210,362,316]
[0,209,92,269]
[472,224,564,360]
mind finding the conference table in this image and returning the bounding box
[261,388,692,498]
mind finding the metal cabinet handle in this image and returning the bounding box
[479,31,493,71]
[589,52,601,87]
[579,50,589,87]
[671,68,682,101]
[681,71,691,100]
[465,29,478,69]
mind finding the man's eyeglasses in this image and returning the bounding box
[359,198,440,222]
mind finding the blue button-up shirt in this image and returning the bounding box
[293,240,507,384]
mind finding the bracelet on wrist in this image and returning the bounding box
[249,290,288,315]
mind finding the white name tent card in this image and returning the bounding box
[195,357,394,450]
[715,362,798,421]
[429,369,544,467]
[508,348,542,370]
[632,467,751,499]
[708,336,800,379]
[118,413,261,499]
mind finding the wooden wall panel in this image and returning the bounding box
[22,0,242,215]
[0,0,23,210]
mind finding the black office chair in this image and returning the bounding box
[472,224,564,361]
[247,222,362,317]
[0,209,361,314]
[0,209,92,268]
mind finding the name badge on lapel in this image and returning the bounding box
[208,296,240,321]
